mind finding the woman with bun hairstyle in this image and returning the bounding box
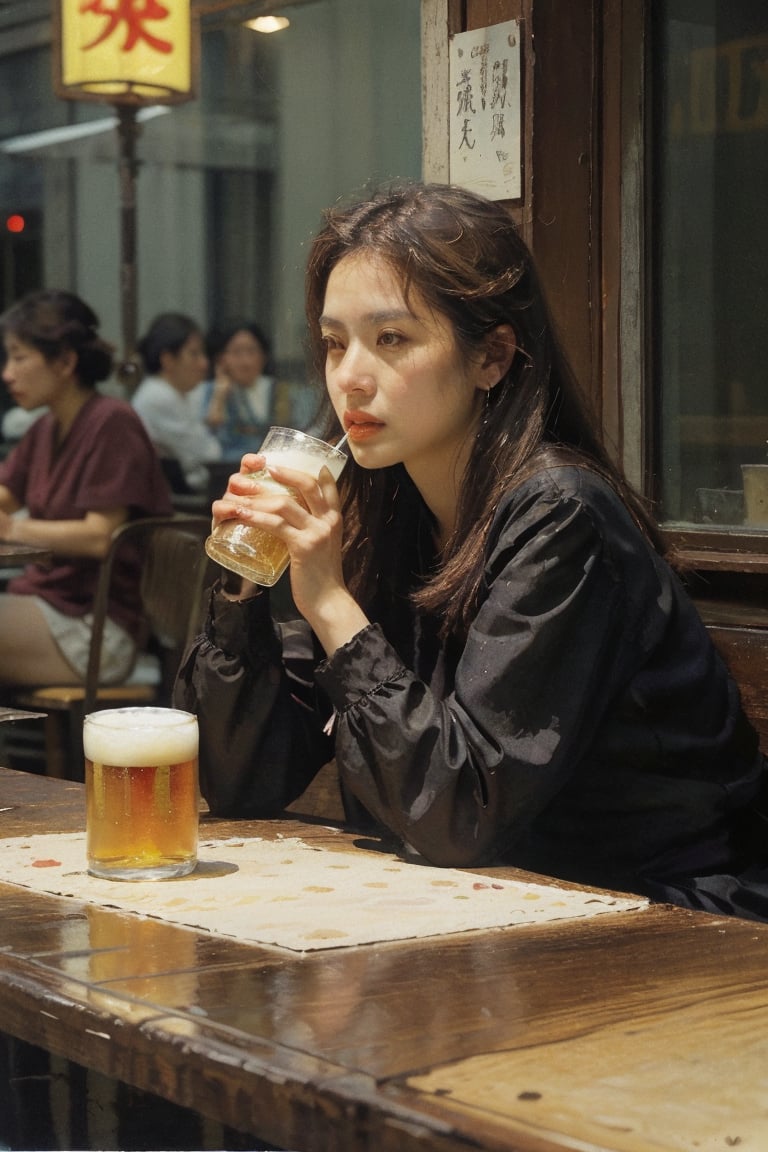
[0,289,172,686]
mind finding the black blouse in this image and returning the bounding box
[174,465,768,917]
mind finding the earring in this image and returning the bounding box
[482,386,493,426]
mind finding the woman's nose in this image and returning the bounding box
[334,343,375,394]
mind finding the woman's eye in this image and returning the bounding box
[379,330,403,348]
[321,334,343,351]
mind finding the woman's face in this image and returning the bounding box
[320,251,487,483]
[219,329,267,387]
[2,335,70,409]
[162,332,208,393]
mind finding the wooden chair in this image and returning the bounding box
[12,515,213,779]
[706,623,768,754]
[286,759,345,822]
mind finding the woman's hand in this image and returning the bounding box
[205,371,233,428]
[210,452,267,529]
[210,453,368,654]
[0,508,15,541]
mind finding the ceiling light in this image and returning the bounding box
[244,15,290,33]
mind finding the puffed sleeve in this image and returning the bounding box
[173,586,335,816]
[315,476,660,867]
[74,405,172,516]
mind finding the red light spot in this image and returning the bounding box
[6,215,25,233]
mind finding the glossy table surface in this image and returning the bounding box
[1,765,767,1152]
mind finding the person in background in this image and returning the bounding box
[1,341,128,450]
[0,289,172,686]
[196,320,276,460]
[132,312,220,493]
[176,181,768,922]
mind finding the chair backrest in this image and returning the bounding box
[707,623,768,754]
[83,515,213,715]
[205,459,236,503]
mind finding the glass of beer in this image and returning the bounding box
[204,426,348,586]
[84,707,199,881]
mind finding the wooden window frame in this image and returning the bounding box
[423,1,768,622]
[604,1,768,593]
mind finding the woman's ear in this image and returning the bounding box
[159,348,175,376]
[54,347,78,381]
[480,324,517,391]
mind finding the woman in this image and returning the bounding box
[132,312,220,493]
[0,289,172,686]
[198,320,276,460]
[176,182,768,920]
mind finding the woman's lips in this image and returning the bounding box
[345,416,384,442]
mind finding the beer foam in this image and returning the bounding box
[83,708,198,767]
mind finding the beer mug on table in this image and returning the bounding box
[205,426,348,586]
[84,707,199,881]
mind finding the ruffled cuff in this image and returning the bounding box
[206,583,274,658]
[315,623,407,713]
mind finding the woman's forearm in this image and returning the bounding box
[6,508,126,559]
[173,588,334,816]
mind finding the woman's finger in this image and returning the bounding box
[238,451,266,474]
[227,470,264,497]
[315,464,342,504]
[211,476,307,531]
[265,463,340,515]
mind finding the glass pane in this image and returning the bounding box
[652,1,768,530]
[0,0,421,429]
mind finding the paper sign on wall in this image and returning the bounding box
[449,19,522,201]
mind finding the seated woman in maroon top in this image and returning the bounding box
[0,290,172,686]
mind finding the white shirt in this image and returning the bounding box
[131,375,221,492]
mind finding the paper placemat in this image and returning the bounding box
[0,831,647,952]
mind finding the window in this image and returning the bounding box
[651,1,768,533]
[0,0,422,424]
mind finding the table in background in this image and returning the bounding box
[1,765,767,1152]
[0,540,51,568]
[0,544,51,762]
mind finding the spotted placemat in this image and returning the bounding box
[0,831,647,952]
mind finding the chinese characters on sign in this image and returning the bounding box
[449,20,521,201]
[57,0,193,103]
[80,1,173,55]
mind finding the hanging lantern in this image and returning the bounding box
[54,0,197,106]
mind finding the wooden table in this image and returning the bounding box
[0,539,51,567]
[1,765,767,1152]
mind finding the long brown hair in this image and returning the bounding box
[306,182,662,638]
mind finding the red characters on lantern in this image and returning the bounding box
[80,0,173,54]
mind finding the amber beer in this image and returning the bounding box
[84,707,199,881]
[205,472,303,584]
[205,426,348,586]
